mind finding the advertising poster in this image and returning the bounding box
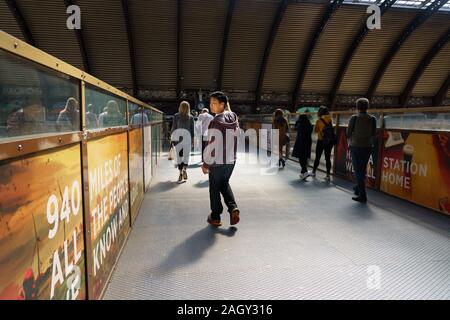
[380,130,450,215]
[0,145,85,300]
[129,129,144,224]
[335,127,379,189]
[261,123,273,152]
[87,133,130,299]
[144,126,152,191]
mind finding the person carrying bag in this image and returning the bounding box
[311,106,334,181]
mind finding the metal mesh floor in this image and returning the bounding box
[104,151,450,300]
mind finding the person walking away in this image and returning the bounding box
[312,106,335,181]
[292,114,313,180]
[197,108,214,162]
[171,101,195,183]
[272,109,289,168]
[202,91,240,227]
[346,98,377,203]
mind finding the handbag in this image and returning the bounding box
[285,133,291,145]
[168,146,174,160]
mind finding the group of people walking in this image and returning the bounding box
[279,105,335,181]
[169,95,377,229]
[276,98,377,203]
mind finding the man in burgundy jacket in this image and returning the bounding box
[202,91,240,227]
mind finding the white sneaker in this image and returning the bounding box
[299,172,310,180]
[310,171,316,177]
[324,175,331,182]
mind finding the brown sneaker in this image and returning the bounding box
[207,214,222,227]
[230,209,240,225]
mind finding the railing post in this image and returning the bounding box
[79,80,95,300]
[375,112,385,191]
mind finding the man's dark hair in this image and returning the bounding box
[356,98,370,111]
[210,91,228,105]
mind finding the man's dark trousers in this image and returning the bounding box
[209,164,237,220]
[350,146,372,199]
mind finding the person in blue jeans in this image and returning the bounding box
[346,98,377,203]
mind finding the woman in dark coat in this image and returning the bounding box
[272,109,289,168]
[292,114,313,180]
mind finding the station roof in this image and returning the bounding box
[1,0,449,108]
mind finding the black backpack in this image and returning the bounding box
[320,118,337,146]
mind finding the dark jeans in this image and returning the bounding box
[299,155,308,174]
[350,146,372,199]
[209,164,237,219]
[313,140,333,175]
[174,141,191,171]
[176,148,188,171]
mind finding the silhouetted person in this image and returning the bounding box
[346,98,377,203]
[272,109,289,168]
[57,97,80,131]
[98,100,124,127]
[6,95,45,136]
[312,106,334,181]
[292,114,313,180]
[85,103,99,129]
[131,109,149,125]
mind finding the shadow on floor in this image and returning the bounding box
[149,180,183,193]
[193,180,209,188]
[148,226,237,274]
[333,178,450,234]
[340,202,377,220]
[287,178,333,189]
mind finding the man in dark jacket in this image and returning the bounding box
[346,98,377,203]
[202,91,240,227]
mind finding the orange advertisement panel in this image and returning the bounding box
[0,144,86,300]
[87,133,130,299]
[129,128,144,223]
[380,130,450,215]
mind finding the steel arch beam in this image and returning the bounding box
[64,0,91,73]
[433,74,450,106]
[255,0,289,107]
[176,0,182,101]
[328,0,396,109]
[400,27,450,108]
[217,0,236,91]
[5,0,35,46]
[366,0,448,100]
[291,0,344,112]
[121,0,138,97]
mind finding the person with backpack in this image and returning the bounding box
[292,114,313,180]
[312,106,336,181]
[346,98,377,203]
